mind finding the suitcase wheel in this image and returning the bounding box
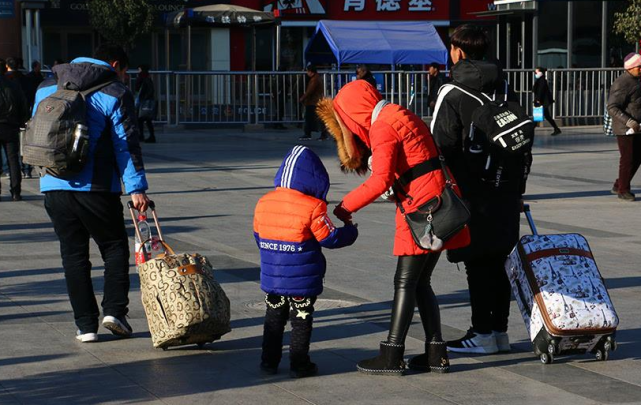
[161,346,169,351]
[197,342,207,349]
[547,343,558,356]
[540,353,554,364]
[595,348,609,361]
[605,337,617,352]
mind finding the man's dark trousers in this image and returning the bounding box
[614,134,641,193]
[463,193,521,335]
[0,126,22,196]
[45,191,130,333]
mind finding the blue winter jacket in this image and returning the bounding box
[34,57,148,194]
[253,146,358,297]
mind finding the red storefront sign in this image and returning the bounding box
[327,0,449,21]
[263,0,328,15]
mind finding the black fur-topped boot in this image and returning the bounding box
[408,341,450,373]
[357,341,405,375]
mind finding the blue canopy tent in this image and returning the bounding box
[304,20,449,69]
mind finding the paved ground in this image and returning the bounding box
[1,125,640,405]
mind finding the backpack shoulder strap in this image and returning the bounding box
[445,83,492,105]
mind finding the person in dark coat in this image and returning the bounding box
[532,67,561,136]
[135,64,156,143]
[356,64,377,89]
[0,59,29,201]
[430,25,532,355]
[427,63,446,110]
[299,64,327,141]
[4,57,34,179]
[607,52,641,202]
[26,61,44,102]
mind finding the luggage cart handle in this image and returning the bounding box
[127,200,165,242]
[523,203,538,236]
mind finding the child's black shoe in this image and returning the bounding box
[260,361,278,375]
[289,361,318,378]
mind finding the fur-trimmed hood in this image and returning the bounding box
[317,80,382,174]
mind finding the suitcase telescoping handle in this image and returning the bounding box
[522,203,538,236]
[127,200,165,243]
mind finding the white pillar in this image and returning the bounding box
[25,9,33,70]
[567,1,573,68]
[209,28,230,71]
[601,1,607,67]
[35,9,42,66]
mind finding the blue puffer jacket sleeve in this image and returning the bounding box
[318,224,358,249]
[110,90,148,194]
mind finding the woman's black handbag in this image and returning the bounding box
[138,100,156,120]
[395,156,470,251]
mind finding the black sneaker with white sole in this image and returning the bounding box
[446,328,498,354]
[102,315,133,337]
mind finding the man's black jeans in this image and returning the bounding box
[0,127,22,196]
[45,191,130,333]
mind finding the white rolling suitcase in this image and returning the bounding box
[505,205,619,364]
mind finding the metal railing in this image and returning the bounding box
[121,68,624,126]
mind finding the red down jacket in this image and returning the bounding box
[335,80,470,256]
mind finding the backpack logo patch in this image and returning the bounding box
[45,105,55,113]
[494,111,518,128]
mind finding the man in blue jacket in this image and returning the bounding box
[34,45,150,343]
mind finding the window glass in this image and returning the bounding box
[572,1,602,68]
[537,1,568,68]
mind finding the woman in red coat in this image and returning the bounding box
[317,80,470,375]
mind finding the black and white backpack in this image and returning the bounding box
[439,82,534,189]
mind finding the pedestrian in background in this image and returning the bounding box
[135,64,156,143]
[27,61,44,99]
[607,52,641,202]
[34,45,150,342]
[356,64,377,89]
[0,58,29,201]
[299,64,327,141]
[5,57,36,178]
[532,67,561,136]
[427,62,446,111]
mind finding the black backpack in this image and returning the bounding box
[442,82,534,189]
[22,80,114,178]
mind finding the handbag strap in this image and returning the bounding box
[396,157,441,187]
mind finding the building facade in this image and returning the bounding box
[4,0,499,71]
[490,0,637,70]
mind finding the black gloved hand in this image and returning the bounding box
[333,202,353,224]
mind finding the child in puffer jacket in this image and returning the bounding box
[253,145,358,378]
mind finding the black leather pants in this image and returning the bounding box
[387,252,442,345]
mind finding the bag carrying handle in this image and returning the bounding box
[127,200,174,256]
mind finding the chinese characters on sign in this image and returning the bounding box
[0,0,14,19]
[344,0,432,12]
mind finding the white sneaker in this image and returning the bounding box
[76,330,99,343]
[494,331,511,353]
[446,328,498,354]
[102,315,133,337]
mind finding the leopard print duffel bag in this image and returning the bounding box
[137,245,231,349]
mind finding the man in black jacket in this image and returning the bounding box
[607,53,641,202]
[430,25,531,354]
[0,59,29,201]
[532,67,561,136]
